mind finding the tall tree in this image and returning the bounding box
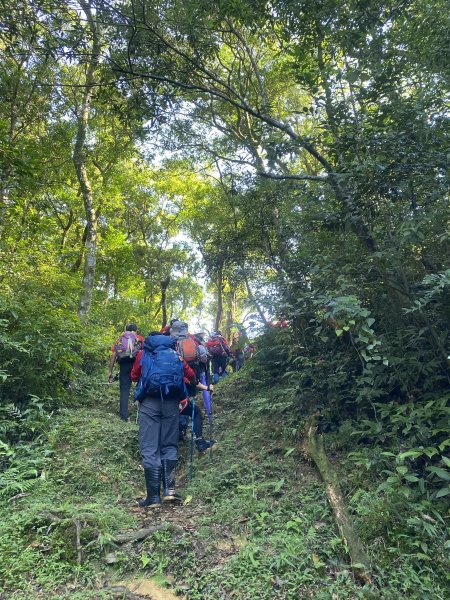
[73,0,102,317]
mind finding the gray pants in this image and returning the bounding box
[139,397,179,468]
[119,358,134,421]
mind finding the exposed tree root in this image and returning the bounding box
[302,414,372,585]
[113,524,184,544]
[107,586,142,599]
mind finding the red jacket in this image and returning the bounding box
[206,335,230,356]
[130,349,196,385]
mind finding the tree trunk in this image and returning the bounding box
[243,270,268,325]
[224,288,237,342]
[73,0,101,318]
[303,414,372,584]
[214,261,224,332]
[160,276,170,328]
[60,209,74,250]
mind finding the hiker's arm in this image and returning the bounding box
[196,382,214,392]
[130,350,143,382]
[183,362,196,384]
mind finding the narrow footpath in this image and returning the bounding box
[1,374,368,600]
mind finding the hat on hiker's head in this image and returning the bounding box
[126,323,138,331]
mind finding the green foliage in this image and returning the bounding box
[0,267,114,497]
[0,0,449,596]
[0,406,140,597]
[0,395,53,499]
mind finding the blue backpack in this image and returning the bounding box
[134,335,186,402]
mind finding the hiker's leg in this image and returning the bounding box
[195,403,214,453]
[220,356,228,377]
[193,402,203,439]
[181,400,203,439]
[160,399,181,501]
[212,357,220,383]
[179,413,189,441]
[119,359,133,421]
[139,398,162,468]
[138,398,162,507]
[160,399,179,462]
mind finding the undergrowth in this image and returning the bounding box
[0,365,448,599]
[0,384,140,599]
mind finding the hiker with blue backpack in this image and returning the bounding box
[131,332,214,508]
[108,324,143,421]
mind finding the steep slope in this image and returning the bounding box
[0,364,447,599]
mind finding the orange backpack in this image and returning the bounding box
[176,337,199,364]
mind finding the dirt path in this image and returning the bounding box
[103,448,221,599]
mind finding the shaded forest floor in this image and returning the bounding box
[0,371,448,599]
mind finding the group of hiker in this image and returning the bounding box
[108,320,249,508]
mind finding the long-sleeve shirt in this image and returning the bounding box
[130,349,196,385]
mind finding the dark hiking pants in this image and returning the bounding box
[234,350,244,371]
[180,399,203,439]
[139,397,179,468]
[119,358,134,421]
[212,356,228,383]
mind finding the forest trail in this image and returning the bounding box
[2,1,449,596]
[2,374,340,600]
[97,380,323,599]
[2,365,449,599]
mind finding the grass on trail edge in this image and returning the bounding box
[0,370,448,599]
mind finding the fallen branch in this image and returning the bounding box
[37,511,97,523]
[106,586,141,599]
[112,523,184,544]
[74,518,82,565]
[8,492,31,503]
[302,413,372,585]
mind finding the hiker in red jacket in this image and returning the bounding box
[159,317,179,336]
[206,331,230,383]
[108,323,144,421]
[131,344,197,386]
[131,334,213,507]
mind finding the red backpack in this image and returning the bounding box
[206,336,227,357]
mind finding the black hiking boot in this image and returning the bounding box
[139,466,162,508]
[196,438,216,454]
[162,459,182,503]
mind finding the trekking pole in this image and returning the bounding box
[208,389,213,461]
[98,373,120,385]
[200,370,213,462]
[189,396,196,482]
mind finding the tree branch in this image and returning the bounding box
[258,172,328,183]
